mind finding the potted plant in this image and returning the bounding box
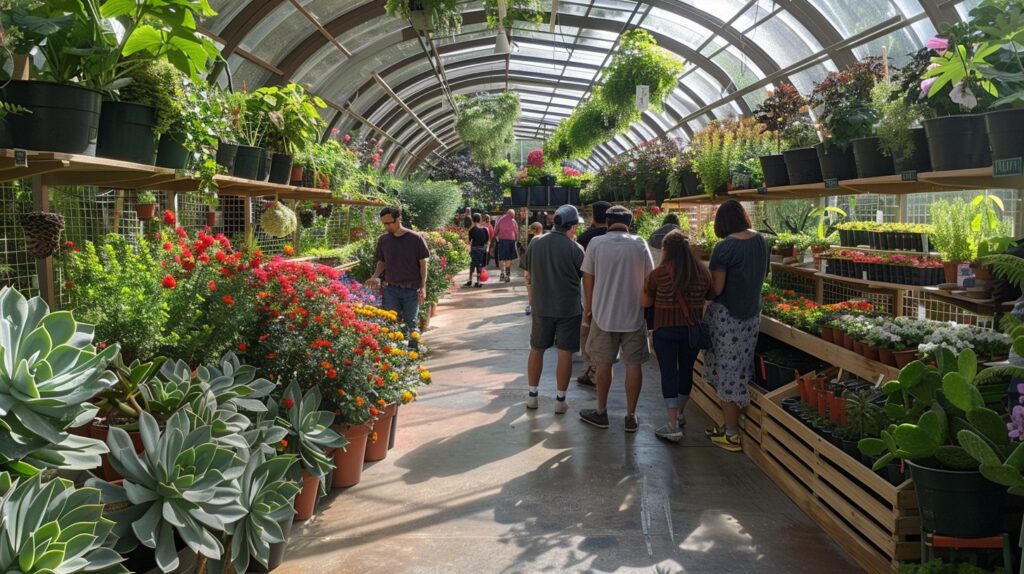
[225,90,272,181]
[779,123,823,184]
[455,92,521,167]
[808,57,886,181]
[930,198,976,283]
[860,350,1008,537]
[254,83,328,184]
[385,0,462,33]
[135,190,158,221]
[753,82,808,187]
[872,60,933,173]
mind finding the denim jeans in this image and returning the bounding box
[653,326,701,407]
[383,285,421,350]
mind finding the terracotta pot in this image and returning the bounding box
[91,421,144,481]
[365,403,398,462]
[893,349,919,368]
[136,203,157,221]
[429,303,437,318]
[333,424,371,488]
[290,165,305,183]
[863,345,880,362]
[388,405,399,450]
[878,348,897,367]
[819,326,834,343]
[293,470,320,521]
[206,211,219,228]
[842,332,855,351]
[943,261,964,284]
[853,340,864,355]
[973,265,993,281]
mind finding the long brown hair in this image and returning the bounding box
[660,229,711,304]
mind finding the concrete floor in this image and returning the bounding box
[279,274,863,573]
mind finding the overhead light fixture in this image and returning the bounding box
[495,28,510,54]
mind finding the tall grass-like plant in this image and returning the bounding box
[930,198,976,262]
[398,179,462,231]
[871,79,927,159]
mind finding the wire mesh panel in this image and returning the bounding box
[769,266,816,299]
[821,277,896,315]
[902,291,996,329]
[0,180,39,297]
[252,197,291,255]
[178,192,211,230]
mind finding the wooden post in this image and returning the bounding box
[32,176,56,308]
[112,189,124,235]
[243,196,253,249]
[291,200,300,253]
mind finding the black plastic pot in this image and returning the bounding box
[815,142,857,181]
[155,132,189,169]
[540,174,556,186]
[893,128,932,173]
[759,154,789,187]
[907,461,1005,538]
[568,187,581,205]
[268,152,294,184]
[216,141,239,172]
[529,186,549,206]
[96,101,158,165]
[233,145,265,180]
[510,186,528,207]
[501,196,511,208]
[782,147,823,184]
[256,148,273,181]
[681,168,700,196]
[986,108,1024,162]
[549,186,568,206]
[0,80,103,155]
[924,114,991,171]
[852,137,895,178]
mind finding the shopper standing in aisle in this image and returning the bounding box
[494,209,520,282]
[579,205,654,432]
[523,221,545,315]
[647,213,682,264]
[574,201,611,387]
[522,205,586,413]
[642,230,713,442]
[464,213,490,288]
[703,200,770,452]
[366,206,431,351]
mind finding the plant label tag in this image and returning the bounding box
[756,187,768,195]
[862,270,868,281]
[14,149,27,168]
[957,263,971,286]
[635,85,649,111]
[917,304,926,320]
[820,259,828,273]
[875,373,885,386]
[875,210,884,224]
[900,170,917,182]
[922,235,929,253]
[993,157,1023,178]
[824,178,839,189]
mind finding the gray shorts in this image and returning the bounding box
[586,322,650,365]
[531,315,582,352]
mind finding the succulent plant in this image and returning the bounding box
[95,355,165,421]
[0,287,119,474]
[137,358,202,423]
[0,472,128,573]
[197,352,276,414]
[209,451,301,574]
[243,399,289,459]
[277,382,347,483]
[89,410,246,573]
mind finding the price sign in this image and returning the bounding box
[635,85,649,111]
[14,149,27,168]
[875,210,884,225]
[900,170,917,182]
[994,157,1023,178]
[824,178,839,190]
[756,187,768,195]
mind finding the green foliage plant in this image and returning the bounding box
[929,198,976,262]
[871,76,928,159]
[224,90,271,149]
[385,0,462,34]
[808,57,886,148]
[253,83,327,154]
[483,0,543,30]
[89,409,246,573]
[117,57,179,136]
[0,473,128,573]
[455,91,520,166]
[599,30,684,113]
[688,118,774,196]
[398,179,462,231]
[0,286,120,476]
[136,190,156,205]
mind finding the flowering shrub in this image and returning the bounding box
[761,287,874,334]
[421,231,471,319]
[527,148,544,169]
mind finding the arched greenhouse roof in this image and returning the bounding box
[201,0,970,174]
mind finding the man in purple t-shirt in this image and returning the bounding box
[494,209,520,282]
[366,206,430,350]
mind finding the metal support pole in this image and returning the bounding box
[32,176,55,308]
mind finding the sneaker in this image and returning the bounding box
[503,273,511,283]
[500,272,507,282]
[474,282,482,288]
[624,414,639,433]
[554,397,568,414]
[579,409,609,429]
[526,392,539,410]
[704,425,724,439]
[576,367,595,387]
[655,425,683,442]
[524,305,531,316]
[677,414,687,430]
[709,431,743,453]
[463,280,473,287]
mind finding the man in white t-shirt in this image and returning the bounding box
[579,205,655,433]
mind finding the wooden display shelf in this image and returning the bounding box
[663,166,1024,205]
[0,149,385,206]
[921,287,1000,317]
[813,271,922,293]
[758,384,919,573]
[760,316,900,383]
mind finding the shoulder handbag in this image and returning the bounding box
[683,299,711,350]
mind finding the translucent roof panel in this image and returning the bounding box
[808,0,900,37]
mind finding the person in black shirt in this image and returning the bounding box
[465,213,491,288]
[575,201,610,387]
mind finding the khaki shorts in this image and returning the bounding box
[586,321,650,365]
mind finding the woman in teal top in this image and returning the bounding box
[703,200,770,453]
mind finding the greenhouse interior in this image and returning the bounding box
[1,0,1024,572]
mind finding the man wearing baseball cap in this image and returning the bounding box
[522,205,586,413]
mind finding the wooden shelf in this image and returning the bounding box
[660,166,1024,206]
[0,149,386,206]
[921,287,1000,316]
[760,316,900,383]
[813,271,926,293]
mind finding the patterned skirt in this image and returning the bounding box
[702,301,759,408]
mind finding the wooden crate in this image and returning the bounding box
[691,356,766,466]
[759,316,901,383]
[758,384,920,573]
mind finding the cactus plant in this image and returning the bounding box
[89,410,246,573]
[0,286,120,474]
[277,382,347,486]
[0,473,128,573]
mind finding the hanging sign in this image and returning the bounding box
[14,149,27,168]
[993,157,1023,178]
[635,85,649,111]
[900,170,917,182]
[824,178,839,190]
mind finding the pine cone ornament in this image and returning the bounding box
[20,211,65,259]
[299,208,316,228]
[259,201,298,238]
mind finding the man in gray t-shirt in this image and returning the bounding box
[522,205,585,414]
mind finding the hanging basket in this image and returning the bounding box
[259,201,298,238]
[20,211,65,259]
[299,208,316,228]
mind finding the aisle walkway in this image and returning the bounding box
[280,274,862,573]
